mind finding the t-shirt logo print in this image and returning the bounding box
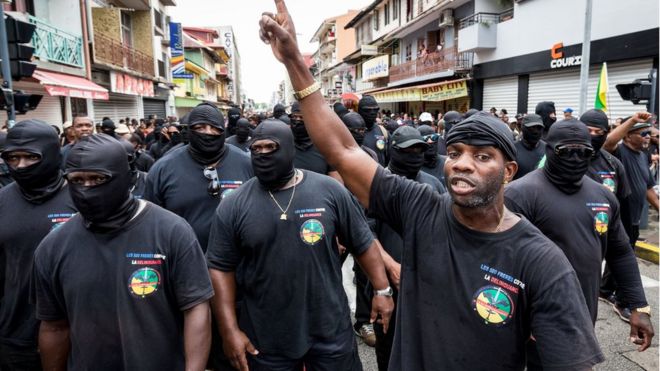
[472,285,515,325]
[300,219,325,245]
[376,136,385,151]
[128,267,162,298]
[594,211,609,234]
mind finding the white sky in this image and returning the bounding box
[172,0,371,104]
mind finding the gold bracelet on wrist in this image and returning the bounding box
[293,81,321,101]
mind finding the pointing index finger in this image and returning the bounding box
[275,0,289,15]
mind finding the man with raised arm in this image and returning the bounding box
[257,2,604,369]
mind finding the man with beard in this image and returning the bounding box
[226,107,242,137]
[535,101,556,138]
[0,120,76,370]
[513,114,545,180]
[33,134,212,370]
[289,102,336,177]
[504,119,653,366]
[358,96,389,166]
[418,124,446,185]
[145,103,252,370]
[225,118,252,153]
[206,119,394,371]
[258,4,603,368]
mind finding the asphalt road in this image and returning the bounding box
[343,256,659,371]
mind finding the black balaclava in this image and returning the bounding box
[418,124,438,168]
[358,95,379,129]
[101,118,117,138]
[580,109,609,156]
[227,107,241,136]
[119,139,138,187]
[443,111,462,135]
[543,118,592,194]
[535,101,557,134]
[179,113,191,144]
[290,102,312,150]
[273,104,286,119]
[333,102,349,118]
[66,134,138,232]
[521,114,544,148]
[236,118,251,143]
[341,112,367,146]
[187,103,226,165]
[251,119,296,190]
[385,120,399,135]
[463,108,479,119]
[1,120,64,203]
[388,126,428,180]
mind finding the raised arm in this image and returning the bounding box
[259,0,378,208]
[603,112,651,153]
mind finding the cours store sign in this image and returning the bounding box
[372,79,468,103]
[362,55,389,81]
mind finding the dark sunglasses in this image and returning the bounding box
[349,127,366,134]
[639,130,651,137]
[203,166,221,197]
[423,134,440,142]
[554,144,594,160]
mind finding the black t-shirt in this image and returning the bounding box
[206,171,373,359]
[369,167,602,370]
[613,144,656,225]
[0,183,76,348]
[513,140,545,180]
[145,145,253,250]
[363,125,388,166]
[420,154,447,186]
[132,170,148,199]
[587,149,631,202]
[505,170,647,323]
[135,150,155,173]
[226,135,251,154]
[293,144,332,175]
[33,202,214,370]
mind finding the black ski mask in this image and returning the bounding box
[418,124,438,167]
[290,102,312,150]
[580,109,609,156]
[100,118,117,138]
[535,101,557,134]
[341,112,367,146]
[273,104,286,119]
[119,139,139,188]
[333,102,349,118]
[358,95,379,129]
[65,134,138,232]
[2,120,64,203]
[443,111,462,135]
[187,103,226,165]
[543,119,593,194]
[521,114,544,148]
[227,107,241,136]
[388,126,428,180]
[251,119,296,190]
[236,118,251,143]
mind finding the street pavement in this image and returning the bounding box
[343,256,659,371]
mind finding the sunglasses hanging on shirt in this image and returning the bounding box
[203,166,221,197]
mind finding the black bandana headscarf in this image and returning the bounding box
[579,109,609,156]
[187,103,227,165]
[251,119,296,190]
[2,120,64,203]
[543,118,592,194]
[445,112,517,161]
[65,134,138,232]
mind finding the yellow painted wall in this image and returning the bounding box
[132,11,153,57]
[92,7,121,41]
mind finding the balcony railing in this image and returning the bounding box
[389,47,473,83]
[93,33,154,77]
[459,9,514,30]
[28,15,84,68]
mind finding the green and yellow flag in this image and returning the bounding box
[595,62,608,110]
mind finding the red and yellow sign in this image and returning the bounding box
[372,79,468,103]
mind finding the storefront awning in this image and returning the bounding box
[33,70,109,100]
[370,79,468,103]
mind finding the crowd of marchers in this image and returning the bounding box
[0,1,659,371]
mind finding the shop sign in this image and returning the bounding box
[362,55,389,81]
[361,45,378,56]
[170,23,193,79]
[550,42,582,69]
[372,79,468,103]
[110,72,154,97]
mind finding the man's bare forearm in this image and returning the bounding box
[354,242,390,290]
[39,320,70,371]
[209,269,240,336]
[184,301,211,371]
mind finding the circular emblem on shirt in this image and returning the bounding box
[128,267,161,298]
[472,285,514,325]
[594,211,609,234]
[376,139,385,151]
[221,188,236,199]
[602,178,616,193]
[300,219,325,245]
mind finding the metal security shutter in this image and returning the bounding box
[527,58,652,120]
[92,93,139,122]
[0,81,63,127]
[143,98,167,119]
[482,76,518,115]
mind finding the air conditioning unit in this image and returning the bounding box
[439,9,454,28]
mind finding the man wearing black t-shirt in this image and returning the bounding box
[418,124,447,186]
[258,5,603,368]
[225,118,252,153]
[0,120,76,370]
[207,119,394,371]
[120,139,148,199]
[289,102,337,178]
[33,134,213,370]
[358,96,389,166]
[513,114,545,180]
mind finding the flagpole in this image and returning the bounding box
[578,0,593,115]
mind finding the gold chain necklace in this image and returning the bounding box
[268,170,298,221]
[494,209,506,232]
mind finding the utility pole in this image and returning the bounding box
[578,0,593,115]
[0,5,16,127]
